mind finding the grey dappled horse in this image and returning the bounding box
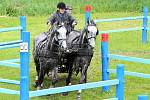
[64,20,98,98]
[33,22,68,90]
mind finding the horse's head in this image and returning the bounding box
[85,20,98,49]
[56,22,68,52]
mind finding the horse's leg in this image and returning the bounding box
[65,56,75,86]
[75,64,85,100]
[85,56,92,83]
[33,46,40,87]
[80,64,88,83]
[80,56,92,83]
[37,68,45,90]
[34,58,40,87]
[76,57,89,100]
[62,63,73,96]
[37,59,46,90]
[50,67,58,88]
[85,71,87,83]
[66,63,73,86]
[33,40,38,87]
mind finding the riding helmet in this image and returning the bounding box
[57,2,66,9]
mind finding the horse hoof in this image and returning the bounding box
[33,83,38,88]
[37,86,42,90]
[41,83,43,87]
[33,82,38,88]
[69,83,72,86]
[62,92,68,96]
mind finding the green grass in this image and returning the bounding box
[0,0,150,16]
[0,12,150,100]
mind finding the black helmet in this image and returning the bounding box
[57,2,66,9]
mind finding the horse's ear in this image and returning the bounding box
[91,19,94,23]
[96,28,99,35]
[86,18,90,24]
[91,19,96,25]
[86,20,89,25]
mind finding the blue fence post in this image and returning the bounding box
[142,6,148,43]
[85,5,91,24]
[101,33,110,92]
[20,16,26,40]
[138,95,149,100]
[20,31,30,100]
[116,64,124,100]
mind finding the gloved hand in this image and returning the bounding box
[47,21,52,25]
[72,21,77,26]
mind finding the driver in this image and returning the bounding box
[47,2,77,34]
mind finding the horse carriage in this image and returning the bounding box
[33,19,98,96]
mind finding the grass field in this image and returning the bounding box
[0,12,150,100]
[0,0,150,16]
